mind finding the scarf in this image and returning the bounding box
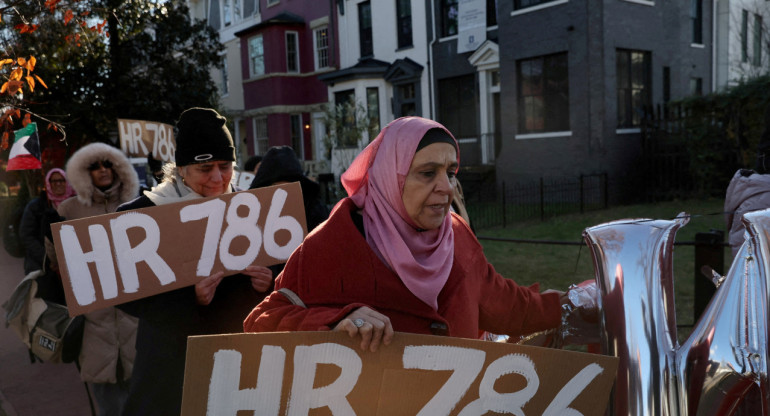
[144,171,234,206]
[45,168,76,208]
[341,117,459,311]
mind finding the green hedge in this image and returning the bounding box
[678,75,770,169]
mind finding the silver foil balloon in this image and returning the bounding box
[584,215,688,416]
[674,209,769,416]
[583,209,770,415]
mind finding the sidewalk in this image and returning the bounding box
[0,249,92,416]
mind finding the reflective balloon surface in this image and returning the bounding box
[583,209,770,415]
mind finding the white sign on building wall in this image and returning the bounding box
[457,0,487,53]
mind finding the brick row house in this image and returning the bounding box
[189,0,770,190]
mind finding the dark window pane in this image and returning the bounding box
[286,32,298,72]
[359,2,373,57]
[441,0,459,37]
[616,49,651,128]
[487,0,497,26]
[397,0,413,48]
[517,53,569,134]
[691,0,703,43]
[209,0,221,30]
[742,9,748,62]
[366,87,380,135]
[334,90,356,146]
[754,14,763,65]
[438,74,477,138]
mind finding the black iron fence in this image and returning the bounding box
[465,173,609,229]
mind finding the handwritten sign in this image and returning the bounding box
[51,183,307,316]
[182,332,618,416]
[118,118,176,162]
[232,170,255,189]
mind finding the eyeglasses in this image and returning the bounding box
[87,160,113,171]
[49,179,67,184]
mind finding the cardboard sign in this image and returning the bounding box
[182,331,618,416]
[118,118,176,162]
[233,170,255,189]
[51,183,307,316]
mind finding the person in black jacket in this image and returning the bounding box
[248,145,330,276]
[116,108,274,416]
[19,168,75,274]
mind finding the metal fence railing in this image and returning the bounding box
[466,173,609,229]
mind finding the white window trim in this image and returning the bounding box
[616,128,642,134]
[619,0,654,6]
[313,26,329,70]
[511,0,569,17]
[253,116,269,155]
[267,0,280,7]
[515,131,572,140]
[310,16,329,30]
[286,31,300,73]
[249,34,264,78]
[690,43,705,49]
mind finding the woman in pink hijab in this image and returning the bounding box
[244,117,572,351]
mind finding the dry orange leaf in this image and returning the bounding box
[34,75,48,89]
[17,57,26,66]
[25,75,35,92]
[44,0,61,12]
[9,67,23,81]
[26,56,36,71]
[64,10,74,25]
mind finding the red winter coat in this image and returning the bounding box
[244,198,561,338]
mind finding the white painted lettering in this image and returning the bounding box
[263,189,304,260]
[219,193,262,270]
[110,212,175,294]
[179,198,226,276]
[459,353,538,416]
[403,346,486,416]
[288,343,362,416]
[118,120,135,155]
[58,224,116,306]
[542,363,604,416]
[207,347,286,416]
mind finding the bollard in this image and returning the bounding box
[693,230,724,322]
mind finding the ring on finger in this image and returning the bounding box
[353,318,365,328]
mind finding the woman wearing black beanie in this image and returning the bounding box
[115,107,274,416]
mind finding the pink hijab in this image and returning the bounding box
[341,117,459,311]
[45,168,76,208]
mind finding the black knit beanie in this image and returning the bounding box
[174,107,235,166]
[249,146,305,189]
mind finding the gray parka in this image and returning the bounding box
[724,169,770,257]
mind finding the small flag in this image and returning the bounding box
[7,123,42,171]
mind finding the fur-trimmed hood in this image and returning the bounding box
[65,142,139,206]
